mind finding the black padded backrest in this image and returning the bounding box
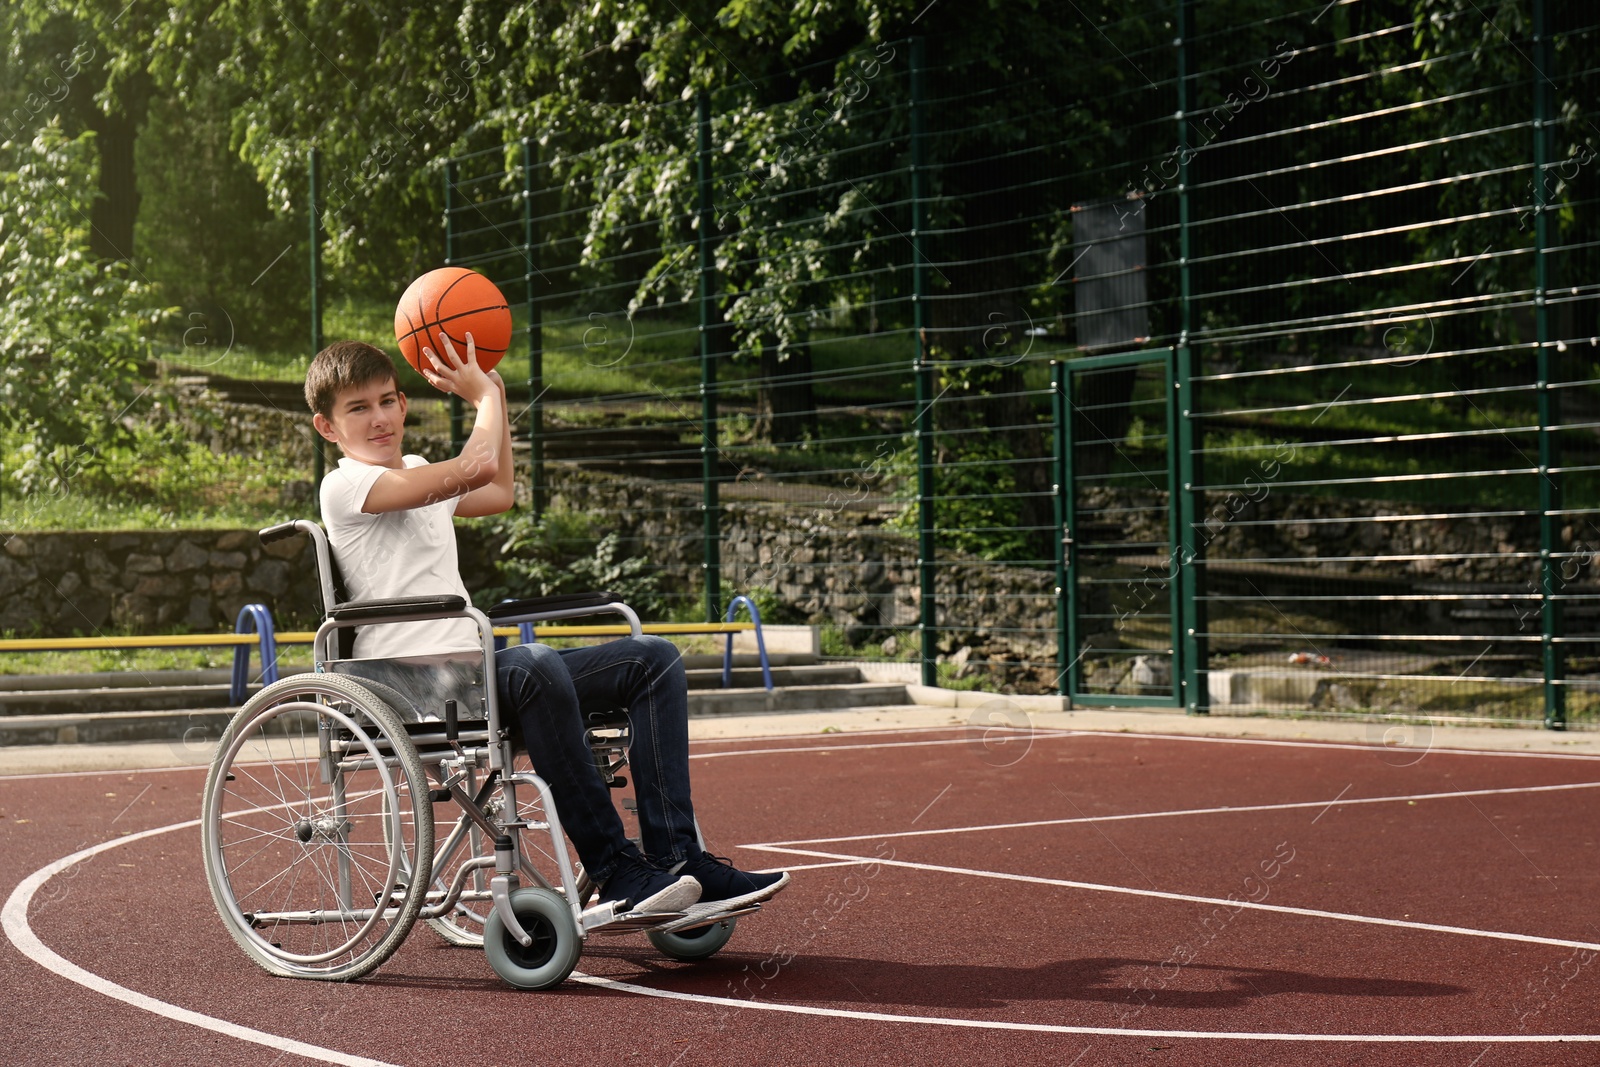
[321,542,356,660]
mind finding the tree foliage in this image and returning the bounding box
[0,125,165,493]
[473,507,667,618]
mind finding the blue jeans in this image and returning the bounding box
[495,635,698,884]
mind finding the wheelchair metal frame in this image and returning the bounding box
[200,519,744,989]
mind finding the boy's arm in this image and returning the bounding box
[456,371,516,517]
[362,335,506,514]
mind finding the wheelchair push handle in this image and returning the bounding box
[259,521,303,545]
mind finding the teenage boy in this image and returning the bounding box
[305,334,788,918]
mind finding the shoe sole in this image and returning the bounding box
[631,874,702,915]
[682,871,790,917]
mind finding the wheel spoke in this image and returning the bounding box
[203,678,433,978]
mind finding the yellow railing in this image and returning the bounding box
[0,622,753,654]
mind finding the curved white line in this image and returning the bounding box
[569,972,1600,1043]
[2,820,401,1067]
[9,819,1600,1048]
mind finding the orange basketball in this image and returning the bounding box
[393,267,512,379]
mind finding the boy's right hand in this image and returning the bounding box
[421,332,495,407]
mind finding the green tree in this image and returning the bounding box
[134,75,306,352]
[147,2,502,294]
[0,125,164,495]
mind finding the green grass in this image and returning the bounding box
[0,642,312,676]
[1,427,308,532]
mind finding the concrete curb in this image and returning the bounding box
[905,683,1069,713]
[5,699,1594,778]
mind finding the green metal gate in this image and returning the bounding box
[1056,349,1183,707]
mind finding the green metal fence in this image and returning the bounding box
[414,0,1597,726]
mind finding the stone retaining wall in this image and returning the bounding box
[0,529,319,635]
[556,475,1061,687]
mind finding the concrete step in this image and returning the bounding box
[0,682,912,746]
[0,660,850,717]
[0,668,307,692]
[0,684,243,716]
[685,665,863,689]
[0,709,237,747]
[681,683,911,717]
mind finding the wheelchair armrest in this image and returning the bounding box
[328,595,468,621]
[487,592,621,620]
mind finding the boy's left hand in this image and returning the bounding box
[420,332,495,406]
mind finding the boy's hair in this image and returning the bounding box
[305,341,399,417]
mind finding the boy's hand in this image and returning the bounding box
[420,332,495,406]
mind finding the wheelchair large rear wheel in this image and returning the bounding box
[201,674,433,981]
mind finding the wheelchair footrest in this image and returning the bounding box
[654,903,761,934]
[581,899,690,934]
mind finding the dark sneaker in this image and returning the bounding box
[596,853,701,915]
[675,851,790,910]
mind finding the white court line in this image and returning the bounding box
[750,859,869,874]
[0,763,215,782]
[691,734,1047,760]
[1066,728,1600,762]
[689,724,1012,746]
[747,844,1600,954]
[2,822,402,1067]
[569,971,1600,1043]
[0,726,1037,781]
[758,779,1600,847]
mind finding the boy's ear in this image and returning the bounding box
[312,412,339,442]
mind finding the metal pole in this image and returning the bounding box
[910,36,936,688]
[1175,0,1206,713]
[309,147,325,512]
[1052,360,1071,698]
[1533,0,1565,728]
[444,158,464,453]
[697,90,722,623]
[523,138,545,517]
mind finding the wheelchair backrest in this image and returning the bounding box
[288,520,362,660]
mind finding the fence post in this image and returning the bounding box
[1533,0,1565,728]
[909,35,937,688]
[523,138,546,517]
[696,90,722,623]
[1052,360,1071,697]
[1174,0,1207,713]
[443,158,464,452]
[308,147,324,511]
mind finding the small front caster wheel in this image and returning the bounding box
[483,887,582,990]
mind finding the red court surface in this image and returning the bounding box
[5,724,1600,1066]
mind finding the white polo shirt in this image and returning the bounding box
[319,455,480,660]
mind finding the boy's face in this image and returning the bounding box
[313,378,408,467]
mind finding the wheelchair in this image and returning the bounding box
[200,520,753,988]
